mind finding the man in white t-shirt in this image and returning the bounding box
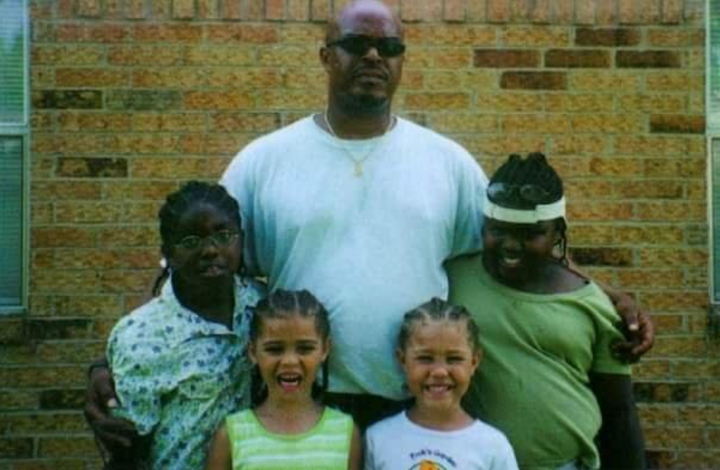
[86,0,654,453]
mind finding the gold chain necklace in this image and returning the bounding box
[323,111,395,177]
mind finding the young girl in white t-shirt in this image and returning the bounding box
[364,298,518,470]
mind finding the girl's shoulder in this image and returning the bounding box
[544,262,589,293]
[237,276,267,305]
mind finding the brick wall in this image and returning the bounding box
[0,0,716,468]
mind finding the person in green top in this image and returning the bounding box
[205,289,362,470]
[447,153,645,470]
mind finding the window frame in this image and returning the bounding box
[0,0,30,314]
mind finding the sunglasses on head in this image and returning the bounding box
[326,35,406,58]
[487,182,552,205]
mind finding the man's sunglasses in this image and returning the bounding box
[326,35,406,58]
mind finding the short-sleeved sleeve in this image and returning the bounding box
[220,147,262,276]
[108,316,176,435]
[450,147,488,258]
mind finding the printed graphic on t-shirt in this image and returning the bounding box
[409,449,457,469]
[410,460,446,470]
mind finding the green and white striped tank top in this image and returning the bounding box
[226,407,353,470]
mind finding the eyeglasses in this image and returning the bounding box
[174,230,239,251]
[487,182,552,205]
[326,35,406,58]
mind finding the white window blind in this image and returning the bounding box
[0,0,26,125]
[0,138,23,307]
[0,0,27,312]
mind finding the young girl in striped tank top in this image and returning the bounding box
[206,289,362,470]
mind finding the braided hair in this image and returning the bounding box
[152,181,242,296]
[488,152,568,263]
[398,297,481,354]
[249,289,331,405]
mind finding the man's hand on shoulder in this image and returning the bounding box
[607,290,655,363]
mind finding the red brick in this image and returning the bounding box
[551,135,608,155]
[501,114,571,134]
[55,68,129,87]
[109,45,184,66]
[76,0,101,17]
[33,45,105,66]
[487,0,509,22]
[246,0,264,20]
[56,23,131,43]
[529,0,551,23]
[184,91,254,110]
[198,0,218,18]
[103,180,178,200]
[57,157,128,178]
[184,46,255,66]
[502,26,569,46]
[219,0,242,19]
[405,25,495,46]
[473,49,540,68]
[617,0,636,24]
[403,92,470,111]
[57,0,75,18]
[551,0,573,23]
[172,0,195,18]
[570,247,633,266]
[444,0,465,21]
[97,226,158,247]
[133,24,203,42]
[647,28,705,47]
[132,68,205,88]
[617,50,681,68]
[635,201,705,222]
[311,0,331,21]
[206,24,279,44]
[575,28,641,46]
[266,0,285,20]
[38,437,96,458]
[287,0,310,20]
[501,71,567,90]
[210,112,280,132]
[132,112,207,132]
[126,0,148,18]
[574,0,597,24]
[595,0,615,25]
[32,180,102,200]
[0,438,33,459]
[661,0,682,24]
[545,49,610,68]
[650,115,705,134]
[466,0,487,22]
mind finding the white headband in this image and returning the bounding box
[483,194,566,223]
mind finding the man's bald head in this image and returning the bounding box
[326,0,402,42]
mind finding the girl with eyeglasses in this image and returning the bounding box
[447,153,645,470]
[104,181,266,470]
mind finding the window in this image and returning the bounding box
[0,0,28,313]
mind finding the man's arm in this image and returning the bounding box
[84,358,139,454]
[590,373,646,470]
[567,259,655,362]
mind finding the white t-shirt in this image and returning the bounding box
[221,115,487,400]
[365,411,519,470]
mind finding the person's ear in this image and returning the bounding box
[396,347,406,368]
[320,337,331,362]
[471,347,482,374]
[320,46,332,72]
[248,342,258,365]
